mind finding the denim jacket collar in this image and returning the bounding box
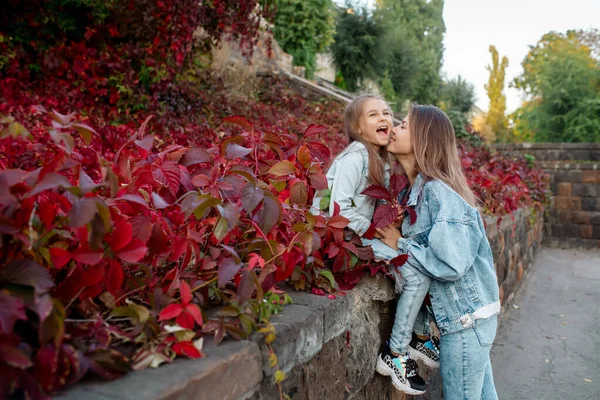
[407,173,426,207]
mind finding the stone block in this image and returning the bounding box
[252,304,324,377]
[582,197,598,212]
[287,290,351,343]
[581,225,593,239]
[517,261,524,282]
[553,196,569,210]
[346,274,396,397]
[495,254,507,284]
[593,226,600,240]
[568,170,583,182]
[582,170,598,184]
[590,212,600,225]
[572,211,590,225]
[568,197,582,211]
[59,340,263,400]
[556,182,572,196]
[580,184,598,197]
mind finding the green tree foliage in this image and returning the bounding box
[330,5,383,92]
[485,45,509,142]
[512,30,600,142]
[272,0,335,78]
[374,0,445,106]
[439,75,476,114]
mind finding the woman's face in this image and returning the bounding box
[387,115,413,155]
[357,98,393,148]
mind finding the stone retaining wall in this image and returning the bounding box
[59,207,542,400]
[495,143,600,249]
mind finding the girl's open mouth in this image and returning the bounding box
[376,125,389,136]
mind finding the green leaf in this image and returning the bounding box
[319,270,336,288]
[73,123,97,146]
[192,195,221,219]
[268,161,297,176]
[213,217,229,241]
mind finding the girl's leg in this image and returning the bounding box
[389,264,431,354]
[439,316,498,400]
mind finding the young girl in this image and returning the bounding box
[311,94,393,236]
[371,105,500,399]
[312,95,432,395]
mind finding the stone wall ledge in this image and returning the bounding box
[495,143,600,150]
[58,207,543,400]
[539,161,600,170]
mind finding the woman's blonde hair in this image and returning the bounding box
[343,94,391,187]
[409,105,477,207]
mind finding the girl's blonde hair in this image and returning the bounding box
[343,94,391,187]
[409,105,477,207]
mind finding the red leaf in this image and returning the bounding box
[158,303,183,321]
[181,148,211,166]
[304,124,328,137]
[218,258,242,287]
[28,172,71,197]
[38,200,55,229]
[258,192,282,233]
[50,247,71,269]
[72,248,103,265]
[109,220,133,252]
[298,145,311,169]
[68,197,97,228]
[225,143,252,160]
[406,207,418,225]
[116,239,147,263]
[363,223,377,240]
[373,204,396,228]
[0,344,33,369]
[391,254,409,267]
[180,281,192,305]
[389,174,409,197]
[191,174,211,187]
[248,253,265,268]
[172,341,202,359]
[223,115,254,136]
[241,183,263,214]
[134,135,154,152]
[361,185,391,201]
[184,304,203,326]
[328,215,350,229]
[107,261,124,295]
[290,181,308,205]
[152,161,180,196]
[0,293,27,334]
[176,312,195,330]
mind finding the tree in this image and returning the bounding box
[485,45,509,142]
[512,30,600,142]
[374,0,445,106]
[330,5,384,92]
[439,75,476,114]
[272,0,335,78]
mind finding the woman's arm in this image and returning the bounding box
[377,198,484,282]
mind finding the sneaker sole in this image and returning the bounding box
[375,356,426,396]
[407,346,440,369]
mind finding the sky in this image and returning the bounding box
[334,0,600,113]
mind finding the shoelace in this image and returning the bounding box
[405,358,420,377]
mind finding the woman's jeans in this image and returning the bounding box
[389,264,431,353]
[439,315,499,400]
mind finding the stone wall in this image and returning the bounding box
[495,143,600,249]
[60,207,542,400]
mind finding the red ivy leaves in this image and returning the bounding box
[158,282,203,329]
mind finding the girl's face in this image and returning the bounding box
[387,115,413,155]
[357,98,393,148]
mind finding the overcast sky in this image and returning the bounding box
[333,0,600,112]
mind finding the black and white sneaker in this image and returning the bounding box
[376,346,427,395]
[408,333,440,369]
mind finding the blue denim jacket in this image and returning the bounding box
[311,141,390,236]
[372,173,500,335]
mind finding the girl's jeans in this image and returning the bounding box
[439,315,499,400]
[389,264,431,354]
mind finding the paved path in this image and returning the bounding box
[491,247,600,400]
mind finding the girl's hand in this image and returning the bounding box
[375,224,402,250]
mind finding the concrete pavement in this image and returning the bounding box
[491,247,600,400]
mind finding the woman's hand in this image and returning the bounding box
[376,224,402,251]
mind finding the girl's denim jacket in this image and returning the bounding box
[394,173,500,335]
[311,141,390,236]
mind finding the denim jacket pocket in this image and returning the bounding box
[472,316,498,347]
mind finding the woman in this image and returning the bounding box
[372,105,500,399]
